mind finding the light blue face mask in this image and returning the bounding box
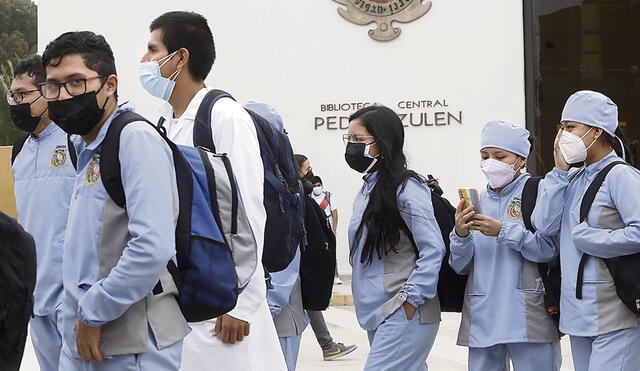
[139,51,182,101]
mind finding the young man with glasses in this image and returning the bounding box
[8,55,77,371]
[41,31,188,370]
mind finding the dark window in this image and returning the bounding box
[524,0,640,174]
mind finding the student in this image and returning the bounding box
[294,154,358,361]
[450,120,561,371]
[310,175,343,285]
[532,91,640,371]
[346,105,444,370]
[139,11,286,370]
[310,176,338,237]
[41,31,188,370]
[0,211,36,371]
[8,55,76,371]
[267,248,306,371]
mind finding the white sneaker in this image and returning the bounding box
[334,276,343,285]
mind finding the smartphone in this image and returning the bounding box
[458,188,481,212]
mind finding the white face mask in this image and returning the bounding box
[559,128,596,164]
[312,186,323,196]
[480,158,521,189]
[139,51,182,101]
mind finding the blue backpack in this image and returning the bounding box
[102,111,257,323]
[163,90,304,273]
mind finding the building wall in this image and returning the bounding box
[39,0,526,274]
[0,146,16,218]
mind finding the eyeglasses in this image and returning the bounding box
[342,134,375,145]
[5,89,40,104]
[38,75,105,99]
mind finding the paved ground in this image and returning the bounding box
[20,305,576,370]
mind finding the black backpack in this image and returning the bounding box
[160,90,304,273]
[300,195,336,311]
[11,132,77,169]
[575,161,640,316]
[0,212,36,371]
[521,177,562,329]
[430,190,468,312]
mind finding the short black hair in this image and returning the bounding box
[310,176,323,185]
[14,55,45,85]
[42,31,117,77]
[150,11,216,81]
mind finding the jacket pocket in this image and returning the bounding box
[367,272,395,279]
[582,280,610,286]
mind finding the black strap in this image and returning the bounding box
[575,160,629,300]
[66,135,78,170]
[101,111,154,208]
[193,89,234,152]
[10,133,30,166]
[157,117,167,136]
[522,176,543,233]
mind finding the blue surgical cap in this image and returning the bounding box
[244,100,285,133]
[480,120,531,158]
[561,90,618,136]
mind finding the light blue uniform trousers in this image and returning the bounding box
[570,318,640,371]
[279,335,302,371]
[469,342,561,371]
[30,304,64,371]
[59,329,182,371]
[365,307,439,371]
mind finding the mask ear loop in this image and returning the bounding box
[616,135,626,161]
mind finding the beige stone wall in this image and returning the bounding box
[0,146,16,218]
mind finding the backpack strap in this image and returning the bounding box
[10,133,30,166]
[575,160,628,299]
[521,176,543,233]
[66,135,78,170]
[101,111,154,208]
[325,192,331,207]
[193,89,234,152]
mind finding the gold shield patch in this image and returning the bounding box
[51,147,67,169]
[507,198,522,220]
[86,155,101,186]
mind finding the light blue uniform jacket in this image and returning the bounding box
[267,248,307,338]
[62,105,188,358]
[349,173,445,331]
[12,123,76,316]
[532,152,640,336]
[449,173,559,348]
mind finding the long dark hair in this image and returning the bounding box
[605,128,635,167]
[350,105,424,265]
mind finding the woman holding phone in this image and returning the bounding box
[532,91,640,371]
[346,105,445,370]
[450,120,561,371]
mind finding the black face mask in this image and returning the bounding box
[301,170,315,182]
[302,180,314,195]
[48,91,108,135]
[345,141,378,173]
[10,97,46,133]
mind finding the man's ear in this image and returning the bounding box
[104,74,118,98]
[176,48,190,71]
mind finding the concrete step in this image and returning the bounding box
[330,276,353,306]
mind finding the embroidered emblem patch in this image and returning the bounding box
[507,197,522,220]
[86,155,101,186]
[51,146,67,169]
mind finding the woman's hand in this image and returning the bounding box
[403,301,416,321]
[554,128,570,171]
[455,200,475,237]
[471,214,503,237]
